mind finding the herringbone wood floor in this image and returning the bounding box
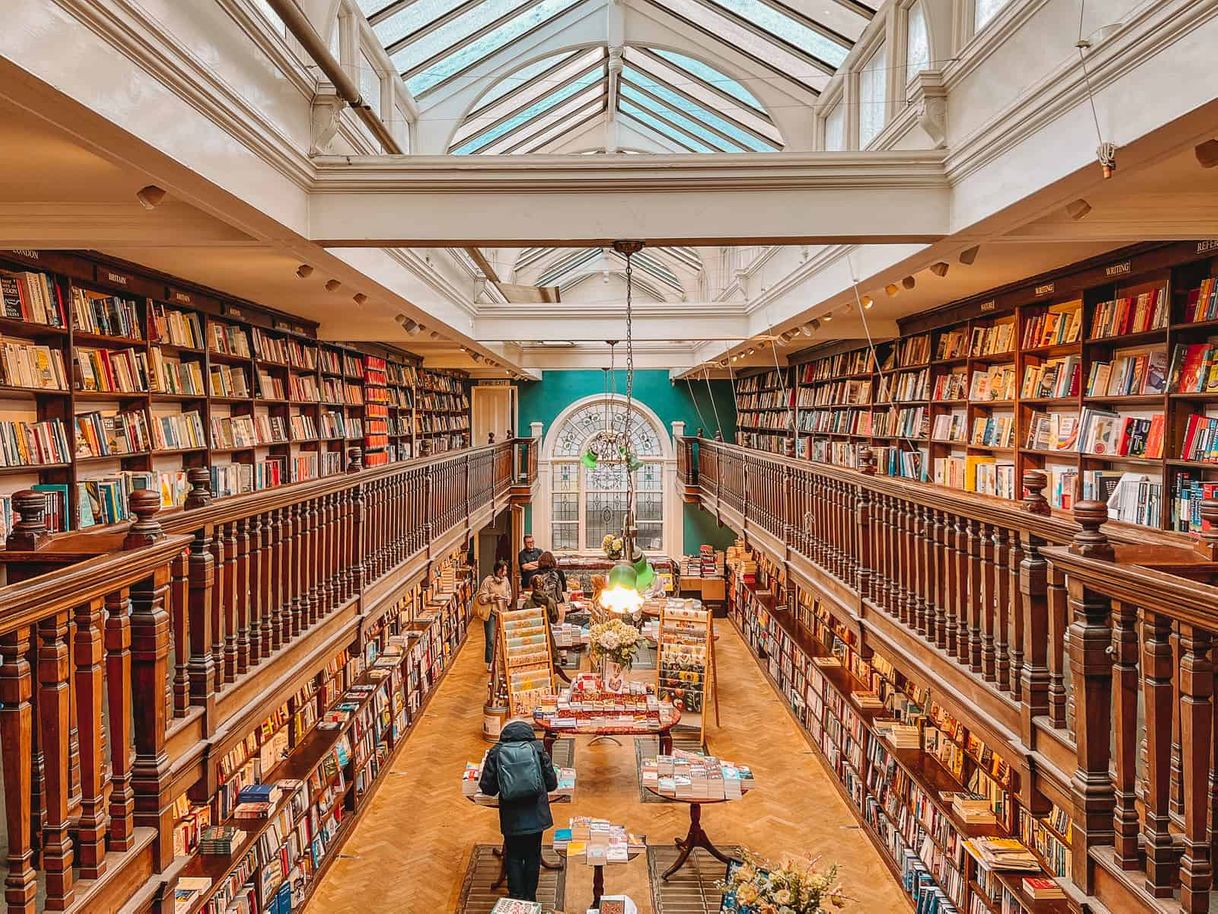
[308,620,909,913]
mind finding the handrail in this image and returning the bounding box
[681,435,1218,914]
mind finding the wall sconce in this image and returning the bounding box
[885,283,900,296]
[860,295,874,310]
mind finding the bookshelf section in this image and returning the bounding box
[175,558,473,914]
[725,548,1073,914]
[0,251,473,537]
[733,242,1218,533]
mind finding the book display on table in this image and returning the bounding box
[737,243,1218,533]
[724,549,1073,914]
[0,249,482,537]
[656,599,716,739]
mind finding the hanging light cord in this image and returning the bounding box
[685,374,710,434]
[704,369,724,438]
[624,249,636,535]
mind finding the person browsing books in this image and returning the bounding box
[479,719,559,902]
[476,559,513,669]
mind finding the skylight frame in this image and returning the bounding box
[618,103,710,153]
[466,84,605,155]
[619,84,743,153]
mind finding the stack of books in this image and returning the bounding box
[1021,876,1066,900]
[639,753,754,801]
[964,837,1040,871]
[946,791,996,825]
[491,900,542,914]
[232,782,277,818]
[198,825,237,855]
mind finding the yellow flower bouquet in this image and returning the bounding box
[718,852,847,914]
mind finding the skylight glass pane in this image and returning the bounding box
[857,43,887,148]
[650,49,765,111]
[628,50,780,143]
[510,107,601,153]
[357,0,389,14]
[455,50,600,146]
[480,86,601,154]
[701,0,848,66]
[975,0,1010,30]
[620,85,741,152]
[387,0,520,67]
[472,51,574,113]
[403,0,583,95]
[619,102,713,152]
[652,0,827,91]
[454,67,601,153]
[623,66,773,151]
[906,2,930,82]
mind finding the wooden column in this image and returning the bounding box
[855,456,873,601]
[187,526,216,712]
[992,526,1011,691]
[247,514,264,666]
[1065,501,1116,893]
[37,610,74,909]
[235,517,251,672]
[0,627,37,914]
[1178,624,1214,913]
[220,521,238,680]
[72,598,108,879]
[169,547,189,716]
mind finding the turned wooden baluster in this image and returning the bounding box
[352,478,367,596]
[933,509,949,650]
[1110,599,1141,870]
[855,466,873,601]
[896,499,911,624]
[963,518,981,669]
[1178,624,1214,913]
[221,521,238,680]
[1066,501,1116,893]
[941,512,958,656]
[234,517,251,672]
[37,609,74,909]
[169,545,190,716]
[207,521,226,685]
[915,504,931,636]
[246,514,263,665]
[319,493,334,613]
[287,502,303,638]
[1,626,37,914]
[302,497,318,626]
[269,507,285,651]
[105,588,135,852]
[73,598,108,880]
[992,526,1011,691]
[978,521,996,680]
[1047,561,1070,729]
[1142,607,1175,896]
[1007,532,1024,700]
[1019,529,1050,736]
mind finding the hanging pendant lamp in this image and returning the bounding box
[599,241,655,615]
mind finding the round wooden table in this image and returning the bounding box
[466,791,568,888]
[534,705,681,757]
[641,787,749,880]
[555,843,643,909]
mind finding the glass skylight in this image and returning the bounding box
[454,68,603,154]
[622,65,776,151]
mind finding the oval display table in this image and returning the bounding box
[641,787,750,880]
[534,705,681,757]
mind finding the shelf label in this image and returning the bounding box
[1198,240,1218,255]
[1033,282,1055,297]
[224,304,246,319]
[168,289,193,305]
[1105,261,1131,277]
[101,269,131,287]
[5,249,39,260]
[978,300,996,313]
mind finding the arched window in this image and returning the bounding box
[545,398,668,552]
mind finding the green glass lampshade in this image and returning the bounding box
[607,559,637,590]
[634,561,655,590]
[580,449,598,469]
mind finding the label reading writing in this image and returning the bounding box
[1105,261,1131,277]
[1034,282,1055,296]
[978,300,996,313]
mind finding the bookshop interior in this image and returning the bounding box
[3,2,1218,914]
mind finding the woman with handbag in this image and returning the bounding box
[477,559,513,669]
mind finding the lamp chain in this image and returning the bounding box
[624,249,635,531]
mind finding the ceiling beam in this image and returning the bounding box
[309,151,950,246]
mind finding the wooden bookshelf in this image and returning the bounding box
[734,241,1218,534]
[726,550,1073,914]
[0,250,473,536]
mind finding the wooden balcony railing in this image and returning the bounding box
[0,440,523,914]
[680,436,1218,914]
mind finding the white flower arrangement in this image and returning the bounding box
[719,853,846,914]
[588,618,643,669]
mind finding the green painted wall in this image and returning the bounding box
[517,369,736,554]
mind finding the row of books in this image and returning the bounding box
[1089,288,1168,339]
[252,328,317,368]
[1020,356,1079,400]
[75,346,149,393]
[152,304,205,349]
[1021,302,1081,349]
[71,288,142,339]
[1077,407,1164,458]
[969,319,1015,357]
[1086,347,1167,397]
[1,270,65,327]
[0,337,68,390]
[150,349,205,396]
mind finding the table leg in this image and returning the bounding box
[662,804,733,880]
[492,840,507,890]
[660,731,673,755]
[592,863,605,909]
[541,846,562,871]
[543,732,556,756]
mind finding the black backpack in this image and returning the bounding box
[496,741,546,802]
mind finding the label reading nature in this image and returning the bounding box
[978,300,997,313]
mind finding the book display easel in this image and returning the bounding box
[0,249,472,536]
[733,240,1218,532]
[176,559,473,914]
[656,601,718,739]
[725,549,1073,914]
[499,606,557,717]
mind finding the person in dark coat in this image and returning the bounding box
[479,719,559,901]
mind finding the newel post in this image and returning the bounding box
[347,446,364,473]
[1066,500,1116,891]
[6,489,50,550]
[183,467,212,510]
[1021,469,1051,516]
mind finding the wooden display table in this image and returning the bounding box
[534,706,680,756]
[554,819,644,909]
